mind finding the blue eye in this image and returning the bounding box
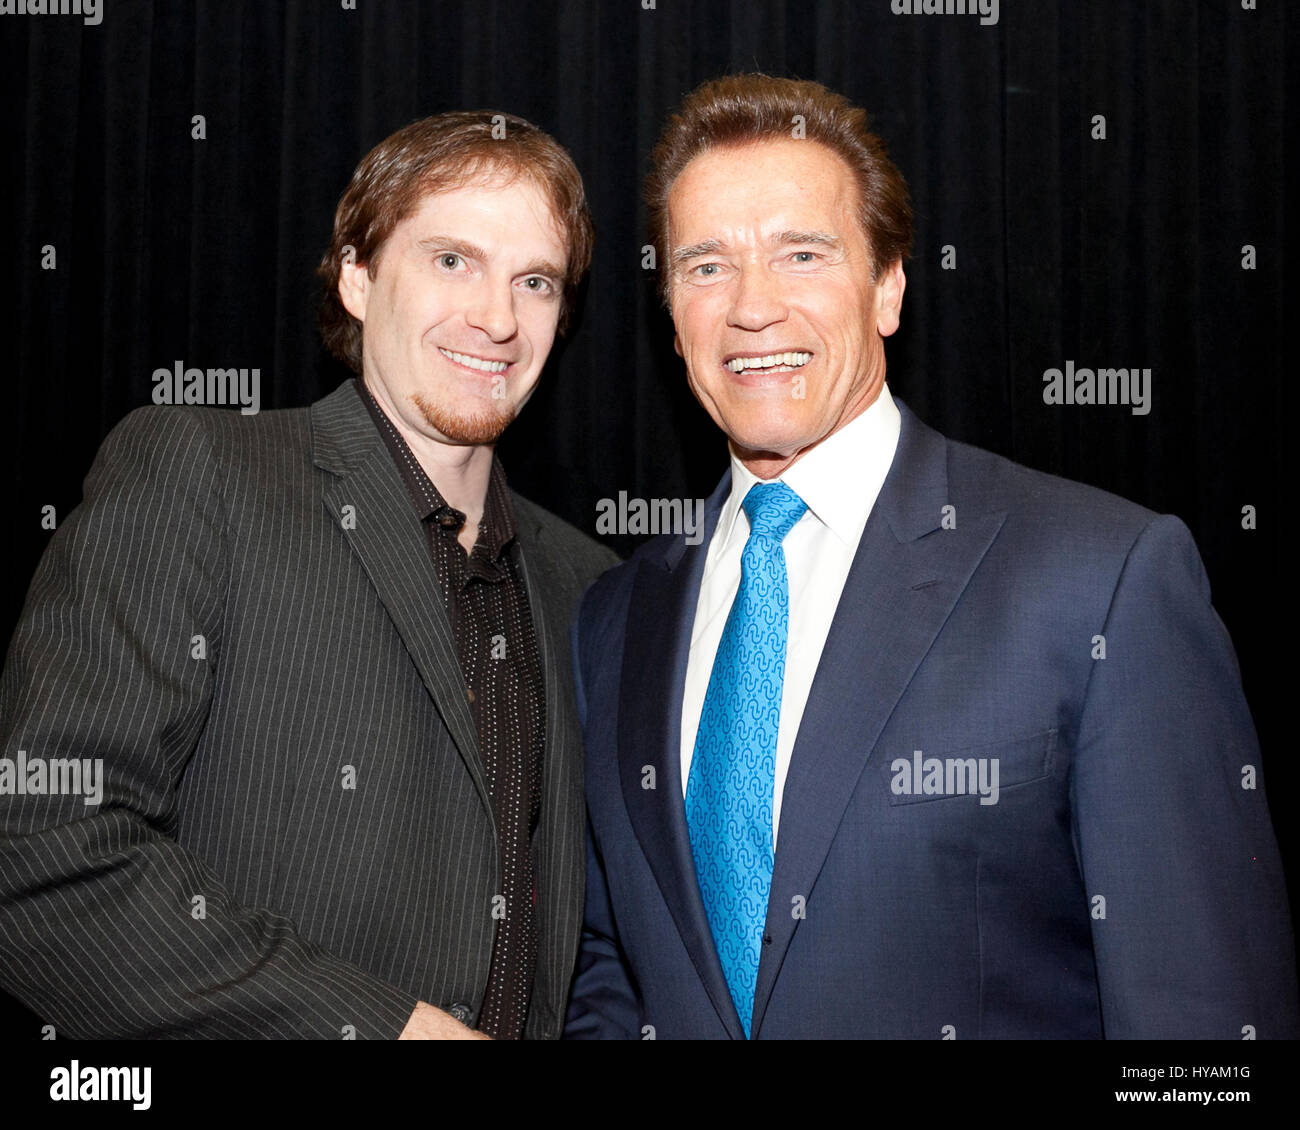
[793,251,817,263]
[523,277,555,294]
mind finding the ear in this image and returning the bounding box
[673,330,684,359]
[875,260,907,338]
[337,255,371,323]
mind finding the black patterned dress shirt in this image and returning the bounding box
[356,379,544,1040]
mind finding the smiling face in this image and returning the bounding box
[667,137,906,477]
[338,173,568,447]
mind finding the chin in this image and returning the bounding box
[413,393,516,446]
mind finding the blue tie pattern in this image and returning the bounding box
[686,481,807,1038]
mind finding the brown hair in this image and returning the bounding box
[645,74,913,302]
[318,111,594,373]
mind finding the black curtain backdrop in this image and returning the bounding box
[1,0,1295,1035]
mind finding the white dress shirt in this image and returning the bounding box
[680,382,901,847]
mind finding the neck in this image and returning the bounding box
[732,370,886,480]
[363,377,494,553]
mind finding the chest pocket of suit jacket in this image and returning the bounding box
[880,727,1057,807]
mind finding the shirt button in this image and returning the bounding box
[467,687,476,703]
[436,508,464,529]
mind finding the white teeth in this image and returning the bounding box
[724,351,811,373]
[439,348,508,373]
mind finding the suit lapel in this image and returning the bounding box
[750,400,1007,1036]
[618,474,747,1040]
[310,382,493,821]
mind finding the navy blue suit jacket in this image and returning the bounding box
[564,398,1298,1039]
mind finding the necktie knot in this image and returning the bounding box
[742,481,807,546]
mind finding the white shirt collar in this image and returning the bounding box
[714,381,901,551]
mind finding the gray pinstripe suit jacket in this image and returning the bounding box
[0,379,618,1039]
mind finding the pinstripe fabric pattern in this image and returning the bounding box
[0,381,618,1039]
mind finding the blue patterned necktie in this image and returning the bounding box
[686,480,807,1038]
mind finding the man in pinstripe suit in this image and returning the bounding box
[0,112,617,1039]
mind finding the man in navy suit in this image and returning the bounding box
[563,74,1298,1039]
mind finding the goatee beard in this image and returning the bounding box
[412,392,515,445]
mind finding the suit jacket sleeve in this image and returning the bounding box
[563,592,642,1039]
[1072,513,1299,1038]
[0,408,419,1039]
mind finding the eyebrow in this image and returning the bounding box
[415,236,565,280]
[670,230,844,267]
[670,238,724,267]
[775,230,843,250]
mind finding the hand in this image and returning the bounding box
[398,1001,491,1040]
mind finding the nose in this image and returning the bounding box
[466,278,518,342]
[727,263,788,333]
